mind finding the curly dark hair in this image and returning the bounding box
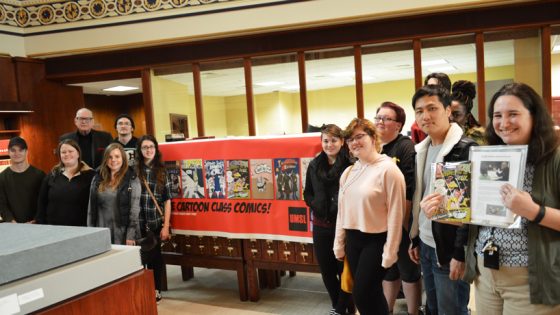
[135,134,166,189]
[485,82,558,164]
[451,80,481,128]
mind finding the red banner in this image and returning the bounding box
[159,134,321,242]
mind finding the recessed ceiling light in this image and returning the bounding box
[255,81,284,87]
[422,59,448,66]
[428,65,456,72]
[102,86,139,92]
[553,45,560,53]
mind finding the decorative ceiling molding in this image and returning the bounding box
[0,0,257,28]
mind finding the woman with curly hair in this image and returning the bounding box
[450,80,486,144]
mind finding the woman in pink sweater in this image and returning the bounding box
[334,118,405,315]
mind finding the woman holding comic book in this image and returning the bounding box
[463,83,560,314]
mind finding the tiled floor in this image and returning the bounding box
[158,266,413,315]
[157,266,477,315]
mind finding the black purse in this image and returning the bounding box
[137,225,158,252]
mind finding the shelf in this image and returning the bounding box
[0,130,20,134]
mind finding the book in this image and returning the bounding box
[227,160,250,199]
[431,161,471,223]
[250,159,274,200]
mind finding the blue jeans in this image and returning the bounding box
[420,241,469,315]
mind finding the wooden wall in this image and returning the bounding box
[16,59,85,173]
[83,94,146,139]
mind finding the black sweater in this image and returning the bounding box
[36,167,95,226]
[304,150,352,226]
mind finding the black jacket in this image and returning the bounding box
[60,129,112,169]
[89,167,137,227]
[304,150,352,225]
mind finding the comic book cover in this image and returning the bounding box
[226,160,250,199]
[205,160,226,199]
[300,157,313,199]
[181,159,205,199]
[431,161,471,223]
[250,159,274,200]
[274,158,301,200]
[165,161,181,198]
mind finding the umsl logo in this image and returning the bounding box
[288,207,308,232]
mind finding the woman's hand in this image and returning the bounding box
[500,183,539,219]
[126,239,136,246]
[420,193,444,219]
[160,225,171,241]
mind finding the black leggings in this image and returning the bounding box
[346,229,388,315]
[141,228,163,292]
[313,225,353,314]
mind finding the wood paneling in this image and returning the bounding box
[141,69,155,135]
[83,93,146,138]
[38,270,157,315]
[297,51,308,132]
[14,59,84,173]
[0,57,18,103]
[542,26,552,111]
[192,63,205,137]
[244,58,256,136]
[476,32,487,127]
[354,45,364,119]
[44,1,560,78]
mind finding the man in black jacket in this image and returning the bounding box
[408,85,477,315]
[60,108,112,169]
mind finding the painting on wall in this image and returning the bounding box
[170,113,188,138]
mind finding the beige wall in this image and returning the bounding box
[151,65,515,138]
[151,73,194,141]
[2,0,497,58]
[552,53,560,97]
[514,37,542,94]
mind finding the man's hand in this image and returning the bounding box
[420,193,444,219]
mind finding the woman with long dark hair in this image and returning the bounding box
[135,135,172,303]
[464,83,560,314]
[304,124,353,315]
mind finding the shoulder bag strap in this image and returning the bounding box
[142,178,164,218]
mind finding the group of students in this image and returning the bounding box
[304,75,560,315]
[0,110,171,303]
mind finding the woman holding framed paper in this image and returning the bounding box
[464,83,560,314]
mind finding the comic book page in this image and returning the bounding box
[165,161,182,198]
[181,159,205,198]
[431,161,471,223]
[227,160,250,199]
[250,159,274,199]
[274,158,300,200]
[205,160,225,199]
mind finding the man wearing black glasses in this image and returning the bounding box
[60,108,112,168]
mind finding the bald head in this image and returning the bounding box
[75,108,94,135]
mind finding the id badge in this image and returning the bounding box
[483,243,500,270]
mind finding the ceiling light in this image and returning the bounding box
[255,81,284,87]
[422,59,448,66]
[102,86,139,92]
[553,45,560,53]
[428,65,456,72]
[329,71,355,77]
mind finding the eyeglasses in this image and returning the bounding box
[346,133,369,144]
[141,145,156,151]
[76,117,93,122]
[373,116,397,124]
[117,121,131,126]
